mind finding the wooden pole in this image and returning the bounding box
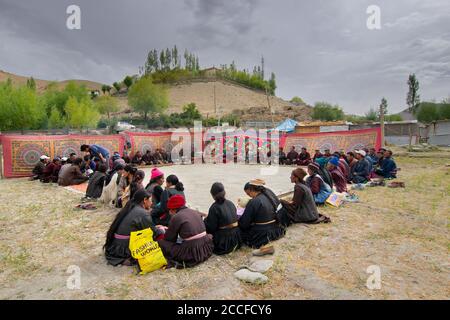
[0,143,4,179]
[409,124,413,149]
[214,82,217,116]
[266,87,274,127]
[380,103,385,148]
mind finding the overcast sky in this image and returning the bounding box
[0,0,449,114]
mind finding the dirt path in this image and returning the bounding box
[0,157,448,300]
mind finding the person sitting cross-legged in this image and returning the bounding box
[297,147,311,166]
[204,183,242,255]
[351,150,370,184]
[158,195,214,269]
[326,157,348,193]
[306,163,332,205]
[375,150,397,179]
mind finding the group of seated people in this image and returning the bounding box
[30,143,398,271]
[103,166,330,269]
[130,148,172,166]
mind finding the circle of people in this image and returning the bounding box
[31,144,397,269]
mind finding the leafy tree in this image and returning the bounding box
[290,96,305,105]
[65,96,100,129]
[407,74,420,113]
[416,102,439,123]
[101,84,108,94]
[172,45,179,69]
[42,81,88,117]
[312,102,345,121]
[415,102,450,122]
[160,51,166,71]
[439,103,450,120]
[165,48,172,70]
[0,82,46,131]
[128,77,169,121]
[180,103,201,120]
[27,77,36,90]
[195,56,200,72]
[145,50,156,74]
[95,95,119,120]
[123,76,133,90]
[48,108,66,129]
[113,82,121,92]
[379,97,388,119]
[261,56,265,80]
[364,108,378,121]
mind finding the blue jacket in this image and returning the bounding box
[89,144,110,159]
[367,154,379,165]
[352,158,370,178]
[379,157,397,178]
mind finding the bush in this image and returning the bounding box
[385,114,403,122]
[312,102,345,121]
[438,103,450,120]
[416,102,440,123]
[0,81,46,131]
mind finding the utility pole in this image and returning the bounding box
[266,87,274,127]
[214,82,217,115]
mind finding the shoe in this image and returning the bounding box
[252,245,275,256]
[388,182,405,188]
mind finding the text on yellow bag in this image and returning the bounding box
[129,228,167,275]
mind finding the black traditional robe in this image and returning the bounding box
[85,171,106,199]
[158,207,214,268]
[239,190,285,249]
[205,200,242,255]
[105,205,157,266]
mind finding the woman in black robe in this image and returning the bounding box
[152,175,185,226]
[280,168,320,224]
[85,163,107,199]
[145,168,165,207]
[104,189,163,266]
[204,183,242,255]
[158,195,214,268]
[239,180,285,249]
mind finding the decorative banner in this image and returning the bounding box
[127,132,176,155]
[0,135,125,178]
[1,128,381,178]
[282,128,382,153]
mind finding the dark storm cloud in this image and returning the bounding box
[0,0,449,114]
[181,0,259,49]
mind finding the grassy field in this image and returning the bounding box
[0,154,449,300]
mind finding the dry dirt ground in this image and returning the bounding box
[0,156,449,300]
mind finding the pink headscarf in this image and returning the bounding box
[151,168,164,180]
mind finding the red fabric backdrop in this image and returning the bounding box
[1,128,381,178]
[282,128,382,152]
[1,135,125,178]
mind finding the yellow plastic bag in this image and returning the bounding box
[325,192,345,208]
[129,228,167,275]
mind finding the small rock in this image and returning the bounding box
[234,269,268,284]
[248,260,273,273]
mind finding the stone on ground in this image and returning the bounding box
[248,260,273,273]
[234,269,268,284]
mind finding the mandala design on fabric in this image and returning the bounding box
[54,141,81,158]
[22,147,43,166]
[140,142,155,154]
